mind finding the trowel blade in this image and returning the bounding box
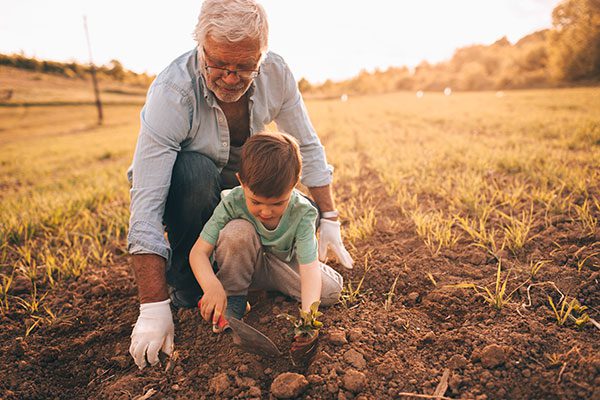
[227,317,282,357]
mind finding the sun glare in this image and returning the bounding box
[0,0,561,83]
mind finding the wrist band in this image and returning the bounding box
[321,210,339,219]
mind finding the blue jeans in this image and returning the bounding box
[163,152,223,294]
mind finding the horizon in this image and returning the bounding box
[1,0,561,84]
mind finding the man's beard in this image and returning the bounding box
[206,77,251,103]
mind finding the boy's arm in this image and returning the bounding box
[293,258,322,365]
[189,238,226,326]
[298,259,322,312]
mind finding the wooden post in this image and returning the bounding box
[83,15,103,125]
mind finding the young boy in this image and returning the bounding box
[189,132,344,336]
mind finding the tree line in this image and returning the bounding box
[0,53,154,87]
[301,0,600,96]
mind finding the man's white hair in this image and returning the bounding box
[193,0,269,54]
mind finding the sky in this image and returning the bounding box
[0,0,562,84]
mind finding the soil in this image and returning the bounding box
[1,176,599,399]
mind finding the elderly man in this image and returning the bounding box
[127,0,353,369]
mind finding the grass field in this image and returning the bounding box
[1,86,599,399]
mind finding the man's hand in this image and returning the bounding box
[291,329,319,365]
[318,219,354,269]
[129,299,174,370]
[198,282,227,327]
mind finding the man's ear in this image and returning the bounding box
[235,172,242,186]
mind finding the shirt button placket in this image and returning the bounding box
[216,110,228,164]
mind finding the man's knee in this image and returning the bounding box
[320,263,344,306]
[166,152,221,222]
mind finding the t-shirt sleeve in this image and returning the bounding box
[199,199,233,246]
[294,209,319,265]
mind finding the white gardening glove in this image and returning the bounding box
[129,299,174,370]
[318,219,354,269]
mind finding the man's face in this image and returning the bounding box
[240,183,292,230]
[202,35,262,103]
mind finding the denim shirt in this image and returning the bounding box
[126,48,333,260]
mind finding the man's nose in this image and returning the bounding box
[222,70,240,85]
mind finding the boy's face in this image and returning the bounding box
[240,184,293,229]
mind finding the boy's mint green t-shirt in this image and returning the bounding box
[199,187,319,265]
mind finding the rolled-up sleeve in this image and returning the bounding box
[273,63,333,188]
[128,81,192,259]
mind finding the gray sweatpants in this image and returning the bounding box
[214,219,344,306]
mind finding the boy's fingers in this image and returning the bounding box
[202,303,214,322]
[212,307,222,326]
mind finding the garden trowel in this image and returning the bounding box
[227,317,282,357]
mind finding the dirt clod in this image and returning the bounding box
[448,354,468,370]
[347,328,362,342]
[238,364,249,375]
[271,372,309,399]
[422,331,436,343]
[247,386,261,397]
[327,329,348,345]
[342,369,367,393]
[209,372,230,395]
[343,349,366,369]
[480,344,507,368]
[407,292,420,304]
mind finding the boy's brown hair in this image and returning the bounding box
[239,132,301,197]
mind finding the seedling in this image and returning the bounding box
[529,260,549,280]
[16,283,48,314]
[547,296,590,327]
[0,272,14,312]
[455,211,504,260]
[497,204,534,253]
[410,210,459,255]
[576,252,599,273]
[339,252,373,308]
[546,352,562,367]
[16,244,38,282]
[426,272,437,287]
[572,198,598,236]
[342,200,377,243]
[384,272,401,311]
[446,259,516,310]
[24,307,57,337]
[278,301,323,336]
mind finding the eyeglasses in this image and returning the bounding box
[202,48,260,80]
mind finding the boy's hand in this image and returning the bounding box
[198,282,227,327]
[290,329,319,365]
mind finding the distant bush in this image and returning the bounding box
[0,53,154,87]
